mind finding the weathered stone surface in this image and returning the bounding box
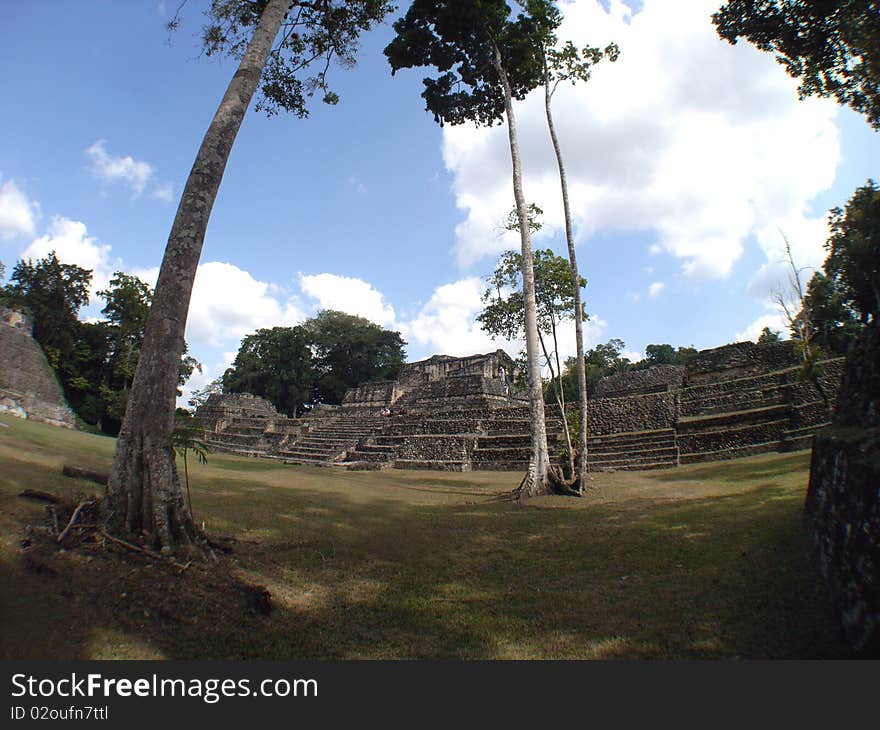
[0,306,75,428]
[805,322,880,654]
[594,365,684,398]
[686,340,798,384]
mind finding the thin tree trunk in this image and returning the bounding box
[538,326,574,477]
[544,65,589,490]
[106,0,289,552]
[491,43,550,496]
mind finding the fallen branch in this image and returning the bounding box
[57,499,94,544]
[19,489,62,503]
[98,529,189,570]
[62,465,109,486]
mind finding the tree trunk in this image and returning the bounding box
[105,0,289,552]
[538,325,574,477]
[544,68,589,491]
[491,44,551,496]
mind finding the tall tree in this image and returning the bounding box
[108,0,392,551]
[223,325,316,417]
[825,179,880,323]
[713,0,880,131]
[305,310,407,404]
[386,0,563,496]
[527,0,618,489]
[5,252,92,371]
[478,247,586,477]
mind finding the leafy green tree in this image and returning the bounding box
[223,325,316,416]
[387,0,564,496]
[757,326,782,343]
[5,252,92,371]
[305,310,407,405]
[109,0,393,551]
[713,0,880,130]
[173,409,208,521]
[478,247,586,476]
[801,271,863,353]
[824,180,880,323]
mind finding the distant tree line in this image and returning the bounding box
[1,252,199,435]
[218,310,407,417]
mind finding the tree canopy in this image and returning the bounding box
[713,0,880,130]
[222,310,407,413]
[384,0,559,126]
[2,253,198,434]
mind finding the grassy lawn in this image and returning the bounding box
[0,413,848,659]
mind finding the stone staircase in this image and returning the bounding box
[278,418,387,465]
[469,426,678,472]
[202,415,281,457]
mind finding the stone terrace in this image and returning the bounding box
[196,342,844,473]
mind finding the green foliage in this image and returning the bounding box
[305,310,407,406]
[824,179,880,323]
[192,0,394,118]
[223,325,316,416]
[384,0,560,126]
[478,248,586,342]
[801,271,863,354]
[4,254,199,434]
[757,326,782,343]
[5,252,92,370]
[713,0,880,130]
[223,311,407,412]
[636,343,698,369]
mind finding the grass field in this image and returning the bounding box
[0,413,849,659]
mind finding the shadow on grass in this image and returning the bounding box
[2,470,849,660]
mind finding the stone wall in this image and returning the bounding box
[805,322,880,654]
[594,365,684,398]
[587,392,677,435]
[341,350,520,412]
[0,305,75,428]
[685,340,799,384]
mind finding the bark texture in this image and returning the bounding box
[544,73,589,490]
[106,0,290,551]
[492,45,551,496]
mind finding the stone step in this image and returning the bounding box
[586,429,676,448]
[678,440,783,464]
[589,446,678,464]
[393,459,469,472]
[345,450,393,463]
[677,405,789,432]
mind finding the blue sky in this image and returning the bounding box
[1,0,878,401]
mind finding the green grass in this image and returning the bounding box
[0,413,848,659]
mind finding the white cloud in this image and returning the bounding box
[86,140,155,196]
[735,311,789,343]
[150,181,174,202]
[400,277,509,359]
[648,281,665,298]
[20,216,118,298]
[299,272,396,326]
[0,178,39,240]
[440,0,840,282]
[186,261,305,348]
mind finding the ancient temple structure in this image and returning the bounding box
[0,305,75,428]
[196,341,844,473]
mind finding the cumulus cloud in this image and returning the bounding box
[299,272,396,326]
[186,261,305,348]
[86,140,154,196]
[151,181,174,202]
[20,216,118,298]
[400,277,507,359]
[648,281,665,298]
[735,311,789,343]
[0,178,39,240]
[440,0,839,281]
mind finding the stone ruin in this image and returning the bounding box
[0,305,75,428]
[805,321,879,653]
[196,341,845,473]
